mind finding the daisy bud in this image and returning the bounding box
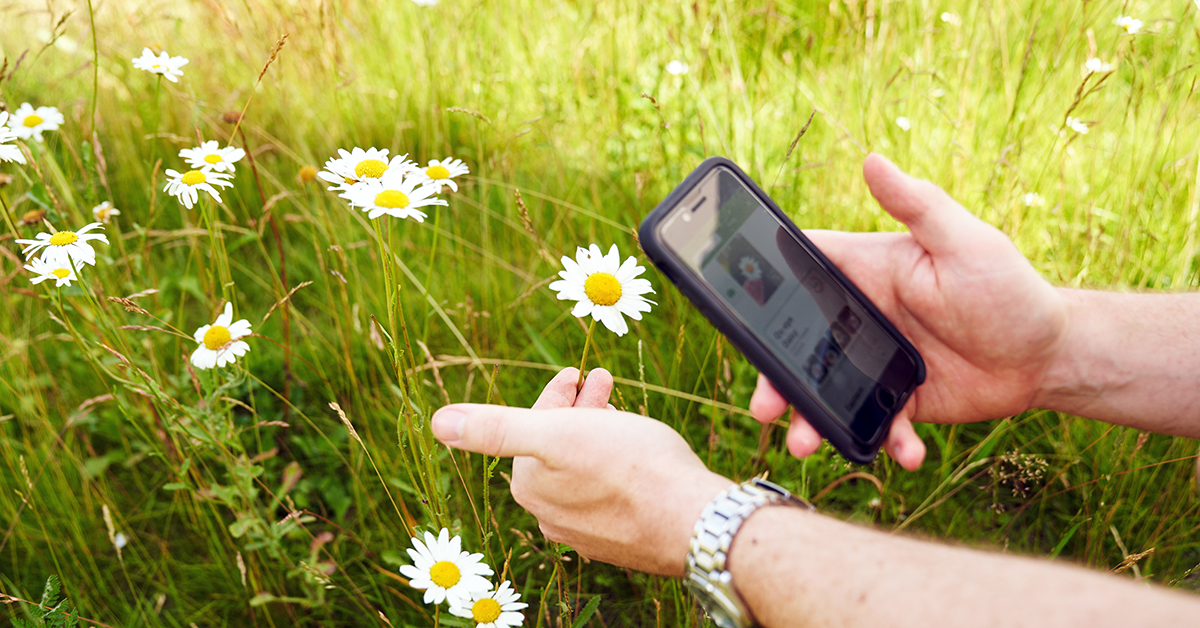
[299,165,317,183]
[20,209,45,225]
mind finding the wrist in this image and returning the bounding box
[1031,288,1119,414]
[684,478,814,628]
[668,471,736,576]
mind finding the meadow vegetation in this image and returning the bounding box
[1,0,1199,625]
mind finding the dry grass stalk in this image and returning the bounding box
[227,33,289,142]
[261,280,312,324]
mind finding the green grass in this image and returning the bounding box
[2,0,1199,625]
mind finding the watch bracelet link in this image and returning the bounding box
[685,478,814,628]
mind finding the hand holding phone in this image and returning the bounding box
[639,157,925,464]
[643,154,1069,469]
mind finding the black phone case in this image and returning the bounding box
[638,157,926,464]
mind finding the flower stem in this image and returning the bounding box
[86,0,98,136]
[575,318,597,391]
[0,191,20,243]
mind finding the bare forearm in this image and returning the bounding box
[1034,289,1200,437]
[729,507,1199,628]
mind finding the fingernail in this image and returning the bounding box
[432,410,465,442]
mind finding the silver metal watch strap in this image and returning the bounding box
[685,478,814,628]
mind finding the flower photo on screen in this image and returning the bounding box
[717,233,784,306]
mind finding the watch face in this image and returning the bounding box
[684,574,747,628]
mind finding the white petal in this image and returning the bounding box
[398,565,424,580]
[216,302,234,327]
[571,300,594,318]
[599,307,628,336]
[228,320,252,337]
[191,347,217,370]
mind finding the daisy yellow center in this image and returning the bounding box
[182,170,207,186]
[23,114,44,128]
[354,159,388,179]
[428,561,461,589]
[584,272,622,307]
[426,165,451,180]
[374,190,410,209]
[743,262,755,273]
[51,268,71,279]
[204,154,223,164]
[203,325,232,351]
[471,598,502,624]
[49,231,78,246]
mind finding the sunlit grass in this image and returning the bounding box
[2,0,1199,625]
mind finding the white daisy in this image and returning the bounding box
[449,581,528,628]
[895,116,912,131]
[179,141,245,174]
[16,222,109,269]
[131,48,189,83]
[8,103,65,143]
[164,168,234,209]
[1114,15,1143,35]
[666,60,689,75]
[190,302,252,370]
[1084,58,1114,74]
[398,528,494,607]
[0,111,27,164]
[738,256,762,281]
[92,201,121,223]
[549,244,656,337]
[24,256,79,287]
[412,157,469,193]
[317,147,414,191]
[341,167,447,221]
[1065,117,1089,135]
[1024,192,1044,207]
[940,12,962,26]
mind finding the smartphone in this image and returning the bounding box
[638,157,925,464]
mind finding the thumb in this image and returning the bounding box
[432,404,553,458]
[862,153,988,257]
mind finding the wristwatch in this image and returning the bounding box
[684,478,814,628]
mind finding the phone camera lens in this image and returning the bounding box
[876,388,896,409]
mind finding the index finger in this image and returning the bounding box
[433,404,556,459]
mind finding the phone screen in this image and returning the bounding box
[663,169,916,441]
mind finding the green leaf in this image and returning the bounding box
[1050,521,1084,558]
[82,451,125,480]
[40,575,61,609]
[162,482,189,491]
[521,320,565,367]
[248,593,278,607]
[380,549,406,568]
[229,515,262,538]
[27,183,53,211]
[571,595,602,628]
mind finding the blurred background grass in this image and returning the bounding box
[1,0,1198,625]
